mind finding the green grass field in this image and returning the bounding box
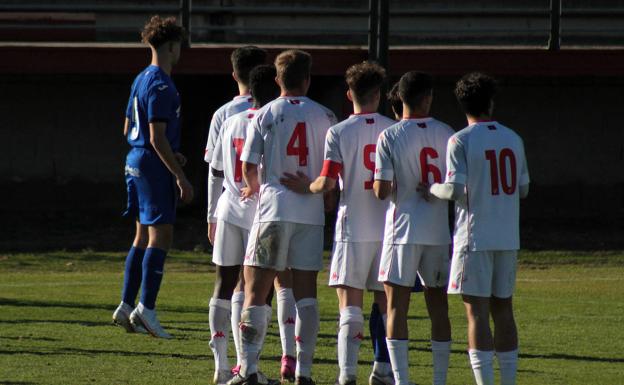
[1,250,623,385]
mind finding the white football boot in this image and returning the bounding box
[112,301,147,334]
[129,302,172,339]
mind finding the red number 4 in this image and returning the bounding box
[287,122,309,166]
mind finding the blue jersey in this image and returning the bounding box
[125,65,181,151]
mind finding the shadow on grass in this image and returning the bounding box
[0,336,59,342]
[0,347,211,360]
[0,298,208,315]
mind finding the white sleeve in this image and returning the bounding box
[240,114,263,165]
[207,170,224,223]
[205,109,224,163]
[445,135,467,186]
[324,127,342,164]
[374,131,394,181]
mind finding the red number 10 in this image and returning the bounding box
[485,148,517,195]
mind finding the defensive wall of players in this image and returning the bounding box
[1,44,623,221]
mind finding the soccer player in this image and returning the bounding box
[230,49,337,385]
[374,72,453,385]
[112,15,193,339]
[280,61,395,385]
[425,73,529,385]
[207,65,280,385]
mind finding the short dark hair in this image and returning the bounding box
[345,61,386,105]
[141,15,185,49]
[398,71,433,109]
[454,72,498,117]
[387,81,402,118]
[249,65,279,107]
[231,46,268,86]
[275,50,312,91]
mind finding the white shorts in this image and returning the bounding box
[448,249,517,298]
[244,221,324,272]
[378,243,449,288]
[212,220,249,266]
[328,241,384,292]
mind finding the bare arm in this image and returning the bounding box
[427,182,466,201]
[241,161,260,200]
[123,118,130,136]
[149,122,193,203]
[373,180,393,200]
[310,176,336,194]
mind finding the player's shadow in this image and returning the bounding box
[0,298,207,315]
[0,347,211,360]
[0,335,59,342]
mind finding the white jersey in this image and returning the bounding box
[210,109,259,230]
[322,113,395,242]
[205,95,254,162]
[241,96,337,225]
[375,118,454,245]
[445,121,529,251]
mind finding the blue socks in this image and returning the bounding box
[370,302,390,363]
[121,247,145,306]
[139,247,167,310]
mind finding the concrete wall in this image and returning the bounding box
[2,71,623,220]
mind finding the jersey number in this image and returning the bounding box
[485,149,517,195]
[363,144,376,190]
[233,138,245,182]
[420,147,442,184]
[286,122,309,166]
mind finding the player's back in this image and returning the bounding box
[330,113,395,242]
[204,95,254,162]
[127,65,180,151]
[452,121,529,251]
[250,96,337,225]
[211,108,258,228]
[379,118,454,245]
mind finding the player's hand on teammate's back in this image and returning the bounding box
[417,182,432,202]
[207,222,217,245]
[175,152,187,167]
[240,186,256,201]
[280,171,312,194]
[177,176,194,203]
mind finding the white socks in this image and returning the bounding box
[431,340,451,385]
[231,291,245,367]
[295,298,319,378]
[239,305,268,377]
[469,349,495,385]
[209,298,231,372]
[387,339,409,385]
[337,306,364,383]
[497,349,518,385]
[277,288,297,358]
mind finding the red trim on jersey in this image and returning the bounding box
[320,160,343,179]
[249,107,258,111]
[351,111,377,115]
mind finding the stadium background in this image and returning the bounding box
[1,0,623,251]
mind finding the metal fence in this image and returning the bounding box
[3,1,623,49]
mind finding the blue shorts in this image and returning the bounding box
[123,148,177,225]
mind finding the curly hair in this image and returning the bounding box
[141,15,186,49]
[454,72,498,117]
[387,81,402,118]
[231,46,268,86]
[274,50,312,91]
[249,65,279,107]
[398,71,432,109]
[345,61,386,105]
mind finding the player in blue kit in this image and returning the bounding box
[112,15,193,339]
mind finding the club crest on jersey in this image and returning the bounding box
[288,99,301,105]
[417,122,427,128]
[366,118,375,124]
[247,113,255,119]
[488,125,497,130]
